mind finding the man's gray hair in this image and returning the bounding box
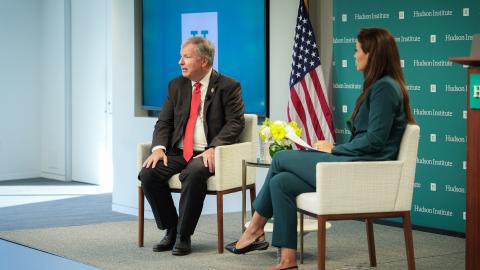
[182,36,215,67]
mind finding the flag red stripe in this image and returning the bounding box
[287,103,307,150]
[300,79,325,140]
[309,69,336,141]
[289,87,312,146]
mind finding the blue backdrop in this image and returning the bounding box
[143,0,267,116]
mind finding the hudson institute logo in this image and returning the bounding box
[445,134,466,143]
[181,12,218,69]
[414,205,453,217]
[445,84,466,92]
[412,9,453,17]
[413,108,453,117]
[445,33,473,42]
[335,128,351,135]
[407,85,421,91]
[333,82,361,90]
[394,35,421,43]
[413,59,453,67]
[416,157,453,167]
[354,12,390,20]
[333,37,356,44]
[445,185,465,193]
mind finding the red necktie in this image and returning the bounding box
[183,82,202,161]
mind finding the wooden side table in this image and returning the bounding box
[241,159,271,232]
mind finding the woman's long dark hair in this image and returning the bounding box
[349,28,415,124]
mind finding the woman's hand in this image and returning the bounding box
[313,140,334,153]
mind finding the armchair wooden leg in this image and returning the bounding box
[249,186,256,216]
[216,192,224,253]
[403,212,416,270]
[318,216,327,270]
[300,213,304,264]
[138,186,144,247]
[366,218,377,267]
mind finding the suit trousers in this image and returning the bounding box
[138,148,213,236]
[253,150,338,249]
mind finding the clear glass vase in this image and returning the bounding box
[268,143,292,159]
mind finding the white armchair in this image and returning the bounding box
[137,114,258,253]
[296,124,420,270]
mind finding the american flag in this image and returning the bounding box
[288,0,335,147]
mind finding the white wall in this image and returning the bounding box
[0,0,42,180]
[269,0,298,121]
[71,0,110,186]
[0,0,112,186]
[40,0,66,180]
[111,0,155,215]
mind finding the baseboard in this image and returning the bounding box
[40,171,66,181]
[112,203,154,219]
[0,172,39,181]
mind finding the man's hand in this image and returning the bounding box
[194,148,215,173]
[313,140,334,153]
[143,149,168,168]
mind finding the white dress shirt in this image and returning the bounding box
[152,68,212,153]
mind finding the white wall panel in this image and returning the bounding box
[0,0,42,180]
[40,0,67,180]
[71,0,108,185]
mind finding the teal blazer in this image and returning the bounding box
[331,76,407,161]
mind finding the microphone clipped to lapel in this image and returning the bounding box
[206,87,215,101]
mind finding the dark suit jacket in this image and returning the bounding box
[151,70,245,152]
[331,75,407,161]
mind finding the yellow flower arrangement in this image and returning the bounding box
[259,118,302,158]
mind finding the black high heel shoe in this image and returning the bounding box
[225,234,269,254]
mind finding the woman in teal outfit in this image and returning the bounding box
[226,28,416,270]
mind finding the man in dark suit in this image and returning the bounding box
[138,36,245,256]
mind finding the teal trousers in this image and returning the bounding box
[253,149,342,249]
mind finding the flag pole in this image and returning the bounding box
[304,0,309,10]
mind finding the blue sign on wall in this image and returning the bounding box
[143,0,268,116]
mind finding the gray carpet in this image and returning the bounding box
[0,193,135,231]
[0,212,464,270]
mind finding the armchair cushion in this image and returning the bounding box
[296,161,403,215]
[296,124,420,216]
